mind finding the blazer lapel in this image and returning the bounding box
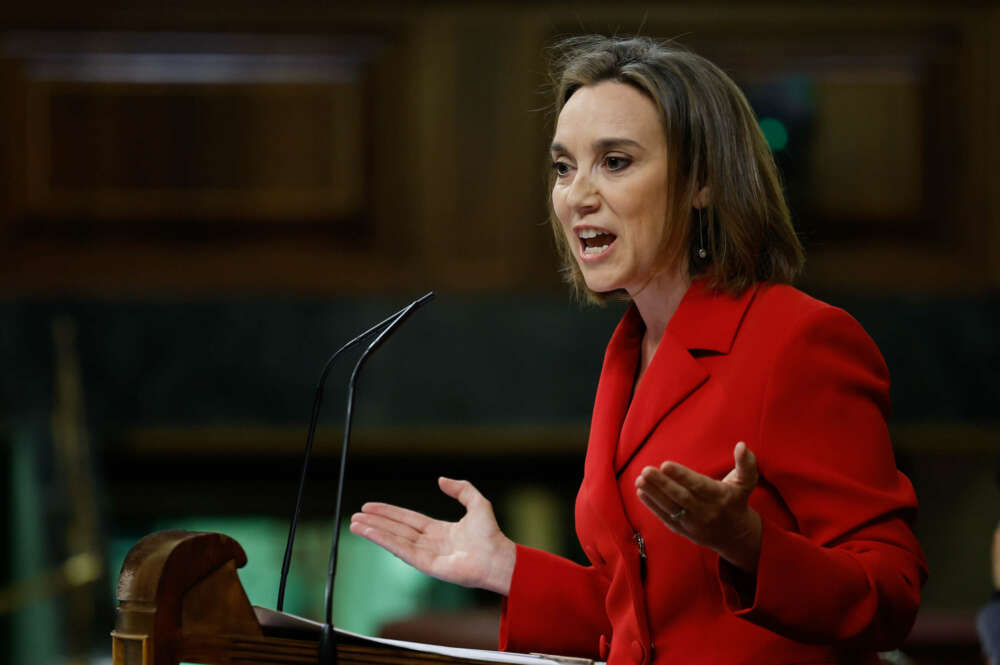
[613,281,760,473]
[582,306,644,539]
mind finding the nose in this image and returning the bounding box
[564,170,600,216]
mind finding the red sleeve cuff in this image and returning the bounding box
[499,544,610,658]
[717,518,920,646]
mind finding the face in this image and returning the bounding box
[551,80,671,296]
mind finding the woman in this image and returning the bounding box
[350,36,926,665]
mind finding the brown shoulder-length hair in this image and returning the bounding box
[548,35,804,302]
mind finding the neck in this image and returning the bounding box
[630,266,692,375]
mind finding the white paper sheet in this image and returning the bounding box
[253,606,595,665]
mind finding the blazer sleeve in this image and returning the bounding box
[717,305,927,650]
[499,544,612,658]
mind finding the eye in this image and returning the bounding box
[551,160,573,177]
[604,155,632,172]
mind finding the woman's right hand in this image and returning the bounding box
[349,477,516,596]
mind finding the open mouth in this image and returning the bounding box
[577,228,617,257]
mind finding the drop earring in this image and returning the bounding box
[697,208,708,260]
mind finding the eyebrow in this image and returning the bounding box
[550,137,644,154]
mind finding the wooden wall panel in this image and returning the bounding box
[0,3,995,296]
[988,7,1000,288]
[25,81,365,222]
[409,10,553,290]
[808,74,924,223]
[0,58,25,236]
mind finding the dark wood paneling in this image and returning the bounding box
[0,4,996,296]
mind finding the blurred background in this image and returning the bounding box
[0,1,998,664]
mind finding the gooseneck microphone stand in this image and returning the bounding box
[272,292,433,665]
[318,293,433,664]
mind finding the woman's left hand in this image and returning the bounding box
[635,441,762,573]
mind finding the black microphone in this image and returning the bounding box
[317,292,433,665]
[276,292,434,614]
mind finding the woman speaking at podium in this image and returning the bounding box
[351,36,926,665]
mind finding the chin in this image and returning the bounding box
[580,275,609,293]
[581,278,622,296]
[579,268,627,295]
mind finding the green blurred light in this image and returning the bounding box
[120,516,473,637]
[759,117,789,151]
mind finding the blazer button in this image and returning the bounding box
[598,634,610,660]
[630,640,645,664]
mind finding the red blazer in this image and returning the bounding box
[499,281,926,665]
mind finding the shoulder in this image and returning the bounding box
[750,283,842,325]
[743,283,891,412]
[744,283,878,355]
[735,283,890,400]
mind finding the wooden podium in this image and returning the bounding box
[110,530,512,665]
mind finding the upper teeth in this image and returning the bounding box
[578,229,603,239]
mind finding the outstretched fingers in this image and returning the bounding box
[657,461,724,501]
[349,519,436,572]
[638,467,689,507]
[351,510,424,543]
[358,501,434,532]
[636,467,693,528]
[636,486,683,531]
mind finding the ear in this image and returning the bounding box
[693,186,711,209]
